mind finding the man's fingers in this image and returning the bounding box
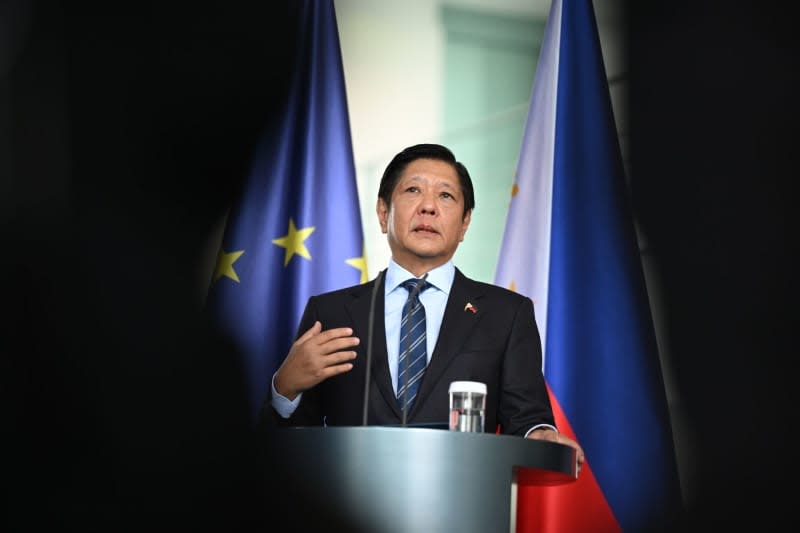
[322,350,358,367]
[311,326,357,345]
[296,320,323,343]
[296,325,360,354]
[319,361,354,380]
[317,335,360,355]
[306,350,357,384]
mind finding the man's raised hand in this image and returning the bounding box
[273,321,360,400]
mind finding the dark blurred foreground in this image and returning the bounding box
[0,1,345,530]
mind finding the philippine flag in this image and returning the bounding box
[494,1,683,531]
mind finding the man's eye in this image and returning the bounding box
[440,192,453,199]
[406,186,420,193]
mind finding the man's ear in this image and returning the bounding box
[376,198,389,234]
[459,209,472,242]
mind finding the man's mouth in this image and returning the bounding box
[413,224,438,234]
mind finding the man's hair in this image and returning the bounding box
[377,143,475,218]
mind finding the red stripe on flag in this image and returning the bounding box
[516,383,621,533]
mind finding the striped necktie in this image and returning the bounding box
[397,278,429,415]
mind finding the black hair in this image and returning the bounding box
[377,143,475,218]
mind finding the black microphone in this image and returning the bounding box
[361,269,385,426]
[401,272,428,427]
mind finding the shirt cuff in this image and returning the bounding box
[523,423,558,438]
[270,372,302,419]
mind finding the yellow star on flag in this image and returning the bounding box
[345,244,368,284]
[214,249,245,283]
[272,218,315,266]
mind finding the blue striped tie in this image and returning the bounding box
[397,278,429,414]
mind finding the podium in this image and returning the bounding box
[262,426,577,533]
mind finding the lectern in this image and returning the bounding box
[262,426,577,533]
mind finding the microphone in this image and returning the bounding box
[361,269,385,426]
[401,272,428,427]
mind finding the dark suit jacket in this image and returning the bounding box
[265,268,555,436]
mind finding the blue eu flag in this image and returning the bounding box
[207,0,365,421]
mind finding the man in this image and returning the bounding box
[264,143,584,465]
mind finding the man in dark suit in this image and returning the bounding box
[265,143,583,463]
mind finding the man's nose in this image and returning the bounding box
[419,192,437,215]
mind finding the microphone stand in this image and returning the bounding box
[361,270,385,426]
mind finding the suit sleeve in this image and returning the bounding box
[497,296,555,436]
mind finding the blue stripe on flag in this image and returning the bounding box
[545,1,683,529]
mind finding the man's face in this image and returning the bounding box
[376,158,471,274]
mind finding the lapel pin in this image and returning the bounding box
[464,302,477,314]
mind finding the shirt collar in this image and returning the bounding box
[385,259,455,296]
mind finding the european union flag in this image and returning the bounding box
[207,0,365,421]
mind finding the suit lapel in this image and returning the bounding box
[413,269,486,415]
[345,269,402,420]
